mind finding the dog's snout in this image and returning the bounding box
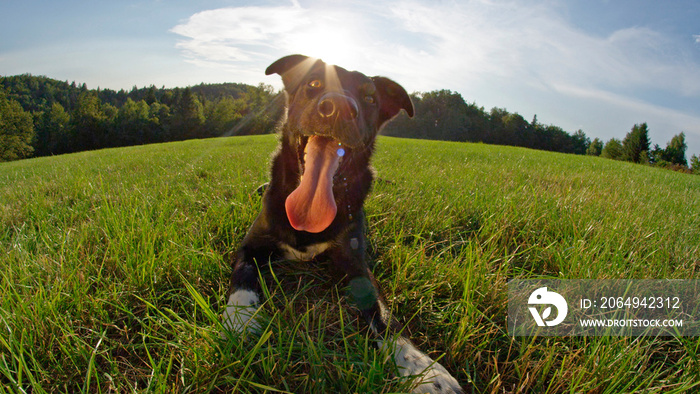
[317,93,358,120]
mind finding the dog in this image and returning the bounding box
[223,54,463,393]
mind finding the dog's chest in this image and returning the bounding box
[279,242,331,261]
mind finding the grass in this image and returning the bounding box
[1,134,699,393]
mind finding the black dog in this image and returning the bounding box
[223,54,462,393]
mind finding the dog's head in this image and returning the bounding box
[266,54,413,233]
[266,54,414,149]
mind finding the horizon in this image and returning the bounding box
[2,0,699,157]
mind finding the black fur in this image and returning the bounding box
[228,55,412,330]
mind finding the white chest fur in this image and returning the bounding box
[279,242,331,261]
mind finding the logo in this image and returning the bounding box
[528,287,568,327]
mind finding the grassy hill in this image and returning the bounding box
[1,135,699,393]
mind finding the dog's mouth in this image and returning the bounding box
[285,135,345,233]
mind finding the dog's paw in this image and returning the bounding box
[409,361,464,394]
[221,289,261,338]
[382,337,463,394]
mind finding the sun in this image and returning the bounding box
[284,21,360,67]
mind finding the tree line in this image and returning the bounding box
[1,75,697,175]
[588,123,698,173]
[381,90,698,174]
[382,90,589,154]
[1,74,283,160]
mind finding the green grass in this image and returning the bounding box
[1,135,699,393]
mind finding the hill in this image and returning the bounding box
[1,135,699,392]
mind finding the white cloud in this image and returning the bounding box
[170,3,383,76]
[170,4,305,63]
[695,34,700,43]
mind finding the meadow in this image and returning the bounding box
[1,135,699,393]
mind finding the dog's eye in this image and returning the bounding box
[308,80,323,88]
[364,95,376,104]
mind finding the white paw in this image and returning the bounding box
[221,289,260,337]
[381,337,463,394]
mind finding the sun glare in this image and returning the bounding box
[286,22,359,67]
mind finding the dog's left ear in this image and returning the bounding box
[372,77,414,125]
[266,54,319,92]
[265,54,310,76]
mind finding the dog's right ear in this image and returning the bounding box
[372,76,414,126]
[266,54,317,92]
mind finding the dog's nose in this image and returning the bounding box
[317,99,336,117]
[317,93,358,120]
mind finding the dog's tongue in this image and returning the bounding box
[285,136,341,233]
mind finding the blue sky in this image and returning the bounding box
[2,0,699,157]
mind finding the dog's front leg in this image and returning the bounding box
[223,225,277,335]
[223,252,263,334]
[378,335,464,394]
[329,245,464,394]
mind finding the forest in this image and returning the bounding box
[1,74,698,173]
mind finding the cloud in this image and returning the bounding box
[170,4,305,63]
[695,34,700,44]
[172,1,700,94]
[169,3,385,76]
[170,0,700,154]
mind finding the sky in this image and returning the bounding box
[2,0,700,158]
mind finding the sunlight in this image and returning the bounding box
[324,63,342,92]
[284,22,359,68]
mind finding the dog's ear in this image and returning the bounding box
[265,54,310,76]
[372,76,414,125]
[266,54,319,92]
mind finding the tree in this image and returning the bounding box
[621,123,650,163]
[648,143,664,165]
[71,91,108,152]
[0,91,35,161]
[587,138,603,156]
[35,102,70,156]
[113,98,151,146]
[537,124,571,153]
[488,107,512,145]
[691,154,700,175]
[171,87,205,140]
[571,129,590,155]
[148,101,170,142]
[144,86,157,105]
[231,84,281,135]
[502,113,531,147]
[663,132,687,166]
[204,96,244,137]
[601,138,624,160]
